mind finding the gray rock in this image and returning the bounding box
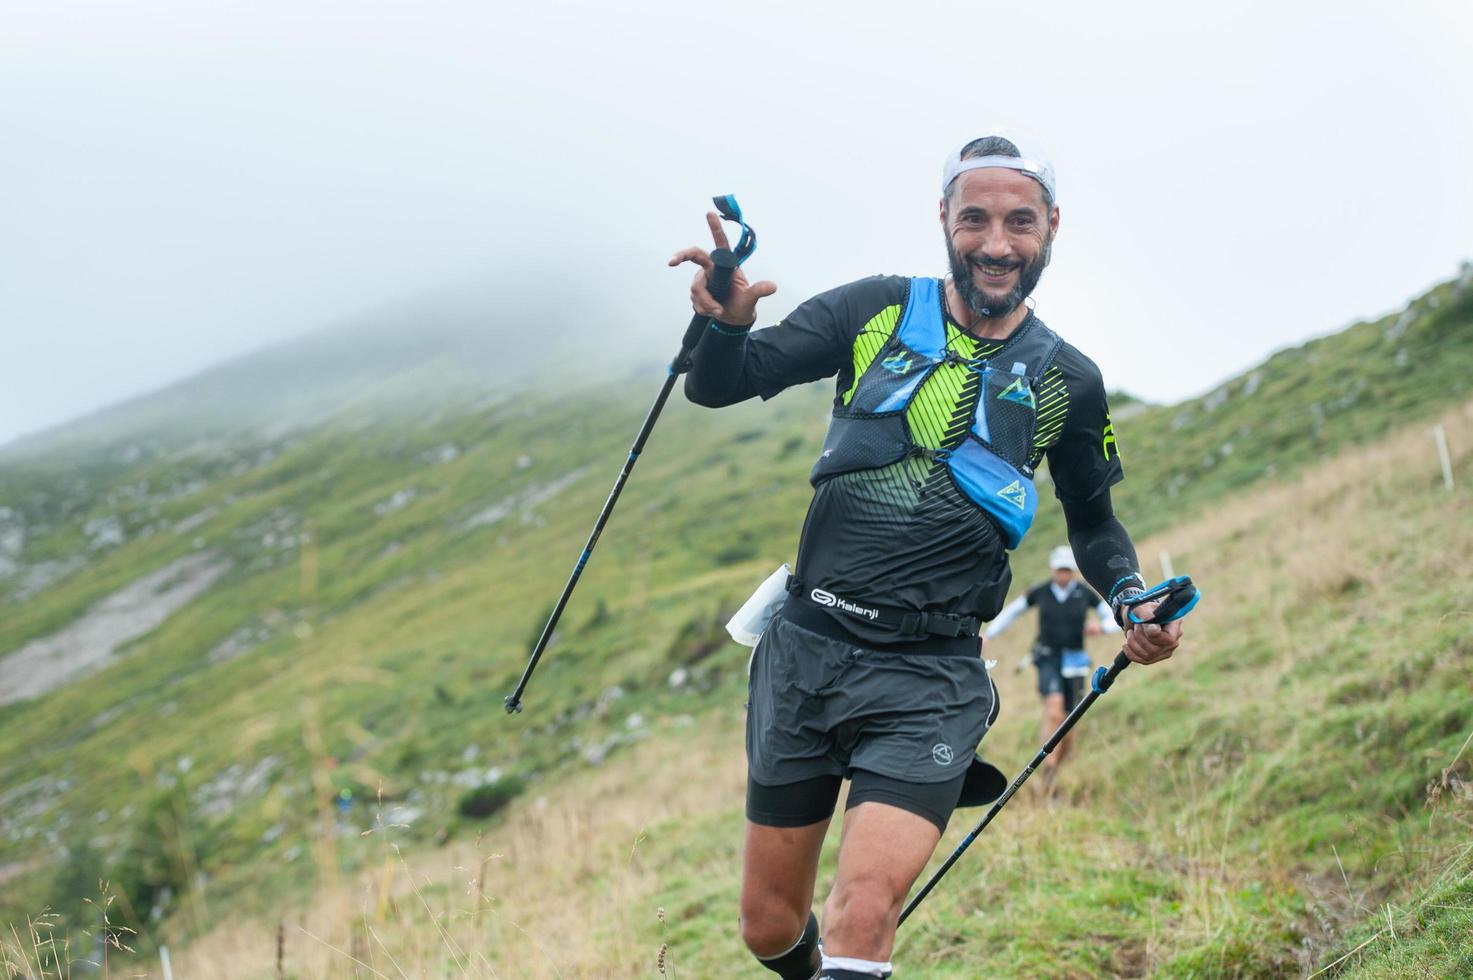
[84,515,125,549]
[425,444,461,465]
[374,488,419,517]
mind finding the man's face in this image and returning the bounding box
[1051,567,1074,586]
[941,168,1060,320]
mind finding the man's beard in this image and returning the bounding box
[947,237,1051,320]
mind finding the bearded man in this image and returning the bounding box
[672,133,1183,979]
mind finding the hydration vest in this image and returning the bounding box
[809,277,1063,549]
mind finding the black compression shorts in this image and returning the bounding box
[746,769,968,833]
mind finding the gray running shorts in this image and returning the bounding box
[746,612,997,787]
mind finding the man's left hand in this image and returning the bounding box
[1119,600,1183,665]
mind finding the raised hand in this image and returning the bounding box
[669,211,777,327]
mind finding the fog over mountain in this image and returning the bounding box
[0,270,674,459]
[5,1,1470,449]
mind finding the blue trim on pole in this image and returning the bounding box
[1091,665,1108,694]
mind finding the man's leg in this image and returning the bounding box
[1041,692,1069,770]
[808,643,990,975]
[819,800,943,971]
[741,818,830,974]
[1034,650,1068,787]
[1055,674,1087,768]
[742,773,842,977]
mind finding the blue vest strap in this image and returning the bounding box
[896,277,946,361]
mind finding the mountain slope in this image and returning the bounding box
[149,395,1473,978]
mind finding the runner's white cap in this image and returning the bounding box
[1048,546,1077,571]
[941,130,1057,204]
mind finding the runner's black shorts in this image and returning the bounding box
[745,607,997,832]
[1033,645,1085,712]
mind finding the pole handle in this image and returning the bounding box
[677,249,740,352]
[706,247,739,303]
[676,194,753,356]
[1124,575,1200,625]
[1093,577,1200,694]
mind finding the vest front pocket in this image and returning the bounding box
[945,436,1039,548]
[846,337,937,415]
[972,362,1039,475]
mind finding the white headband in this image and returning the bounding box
[941,153,1057,203]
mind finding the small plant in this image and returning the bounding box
[583,596,611,631]
[656,905,675,978]
[712,537,759,566]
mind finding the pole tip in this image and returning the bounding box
[504,696,523,714]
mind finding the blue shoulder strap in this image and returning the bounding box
[896,277,946,361]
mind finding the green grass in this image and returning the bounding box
[1325,844,1473,977]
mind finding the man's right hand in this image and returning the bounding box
[669,211,777,327]
[1118,599,1183,665]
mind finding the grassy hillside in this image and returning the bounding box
[14,396,1462,979]
[2,266,1471,976]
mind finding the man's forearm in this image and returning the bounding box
[1061,491,1146,610]
[683,321,763,407]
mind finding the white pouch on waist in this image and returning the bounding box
[726,563,792,647]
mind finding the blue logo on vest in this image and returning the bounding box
[881,354,912,374]
[996,377,1035,409]
[997,480,1028,510]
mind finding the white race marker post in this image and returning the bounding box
[1432,424,1455,491]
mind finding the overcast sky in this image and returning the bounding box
[3,0,1469,448]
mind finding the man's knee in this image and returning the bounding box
[743,909,820,979]
[824,874,900,949]
[739,899,808,957]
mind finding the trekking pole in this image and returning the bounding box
[503,196,757,714]
[898,576,1201,925]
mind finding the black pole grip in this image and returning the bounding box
[676,248,741,354]
[1151,581,1198,622]
[706,247,739,304]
